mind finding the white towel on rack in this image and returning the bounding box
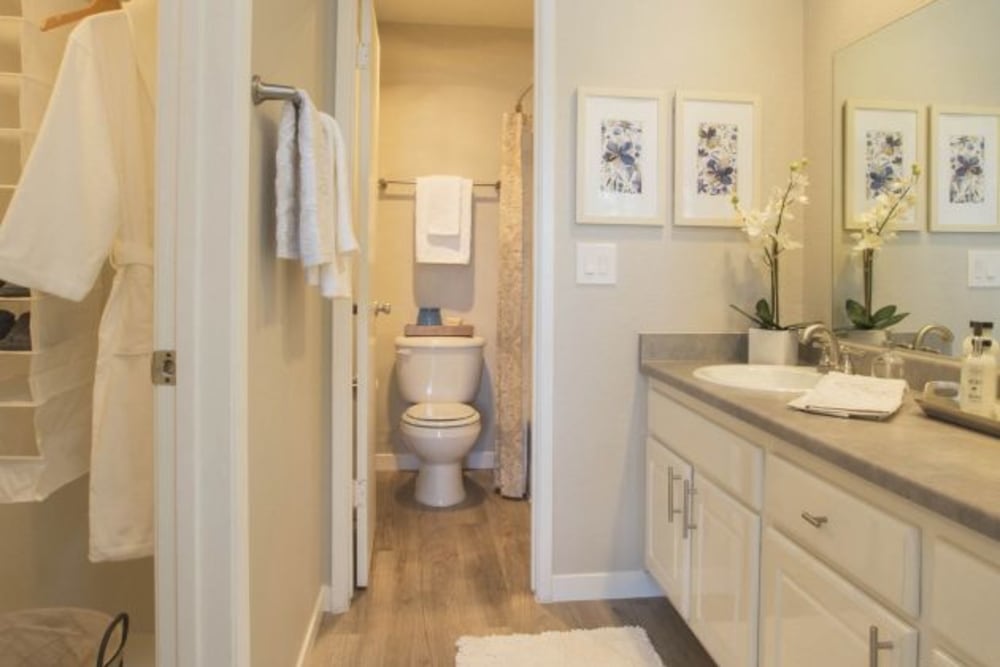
[305,113,358,299]
[275,90,358,298]
[415,176,473,264]
[275,95,302,260]
[416,175,464,236]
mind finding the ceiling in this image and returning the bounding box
[373,0,533,29]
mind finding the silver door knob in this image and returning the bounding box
[373,301,392,316]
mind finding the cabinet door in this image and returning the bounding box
[645,436,692,618]
[760,529,918,667]
[689,474,760,667]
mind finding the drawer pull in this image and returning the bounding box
[801,511,829,528]
[683,479,697,539]
[667,466,683,523]
[868,625,893,667]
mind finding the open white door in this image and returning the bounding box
[353,0,380,589]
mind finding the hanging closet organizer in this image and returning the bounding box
[0,3,106,503]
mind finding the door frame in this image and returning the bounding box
[328,0,558,603]
[156,0,253,663]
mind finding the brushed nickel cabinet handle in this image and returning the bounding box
[868,625,894,667]
[667,466,683,523]
[683,479,697,539]
[801,511,829,528]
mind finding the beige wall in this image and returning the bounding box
[247,0,335,664]
[802,0,934,324]
[551,0,805,576]
[830,0,1000,342]
[373,23,533,462]
[0,476,155,627]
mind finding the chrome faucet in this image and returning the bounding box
[911,323,954,353]
[800,323,842,373]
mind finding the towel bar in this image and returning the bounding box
[251,75,297,105]
[378,178,501,192]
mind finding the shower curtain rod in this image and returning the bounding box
[378,178,501,192]
[514,83,533,112]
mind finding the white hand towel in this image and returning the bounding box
[296,90,335,270]
[788,372,907,420]
[275,96,301,260]
[307,113,358,299]
[417,175,463,236]
[415,177,473,264]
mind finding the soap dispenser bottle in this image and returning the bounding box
[960,323,997,418]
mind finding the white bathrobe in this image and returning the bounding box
[0,8,156,561]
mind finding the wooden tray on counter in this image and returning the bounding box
[403,324,475,337]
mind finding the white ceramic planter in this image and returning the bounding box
[748,328,799,366]
[844,329,889,347]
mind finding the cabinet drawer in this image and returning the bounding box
[930,539,1000,666]
[648,384,762,509]
[766,456,920,616]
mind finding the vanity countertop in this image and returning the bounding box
[642,360,1000,543]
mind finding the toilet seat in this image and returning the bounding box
[402,402,480,428]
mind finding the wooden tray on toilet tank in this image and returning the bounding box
[404,324,475,337]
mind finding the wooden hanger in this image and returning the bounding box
[41,0,122,32]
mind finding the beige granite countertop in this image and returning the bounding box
[642,360,1000,542]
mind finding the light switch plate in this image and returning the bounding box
[968,250,1000,288]
[576,242,617,285]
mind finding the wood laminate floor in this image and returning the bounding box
[307,470,716,666]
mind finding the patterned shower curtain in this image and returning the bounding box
[496,111,532,499]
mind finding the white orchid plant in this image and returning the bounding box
[730,159,809,330]
[845,163,921,330]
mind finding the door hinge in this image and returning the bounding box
[353,479,366,508]
[356,42,370,70]
[151,350,176,386]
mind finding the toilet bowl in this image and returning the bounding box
[395,335,486,508]
[400,402,481,507]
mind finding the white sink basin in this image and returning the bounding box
[693,364,821,393]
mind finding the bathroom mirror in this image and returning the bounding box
[831,0,1000,355]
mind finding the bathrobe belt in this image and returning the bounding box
[110,240,153,269]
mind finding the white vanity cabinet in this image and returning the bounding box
[646,381,762,667]
[643,374,1000,667]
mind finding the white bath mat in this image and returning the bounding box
[455,626,664,666]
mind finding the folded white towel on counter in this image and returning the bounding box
[788,372,908,420]
[414,176,473,264]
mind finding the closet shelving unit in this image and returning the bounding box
[0,0,102,502]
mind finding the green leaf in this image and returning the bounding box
[755,298,773,324]
[871,304,898,322]
[845,299,873,329]
[729,304,766,328]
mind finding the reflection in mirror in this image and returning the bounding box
[832,0,1000,356]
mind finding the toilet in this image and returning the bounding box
[395,335,485,507]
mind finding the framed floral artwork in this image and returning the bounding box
[576,88,666,225]
[673,91,760,227]
[844,99,925,231]
[929,105,1000,233]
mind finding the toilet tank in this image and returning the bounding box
[395,336,485,403]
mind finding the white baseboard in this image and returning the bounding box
[549,570,663,602]
[375,450,495,471]
[295,585,330,667]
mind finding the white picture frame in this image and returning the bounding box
[673,91,760,227]
[575,87,666,225]
[929,105,1000,233]
[844,99,925,231]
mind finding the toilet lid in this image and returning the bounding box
[403,402,480,428]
